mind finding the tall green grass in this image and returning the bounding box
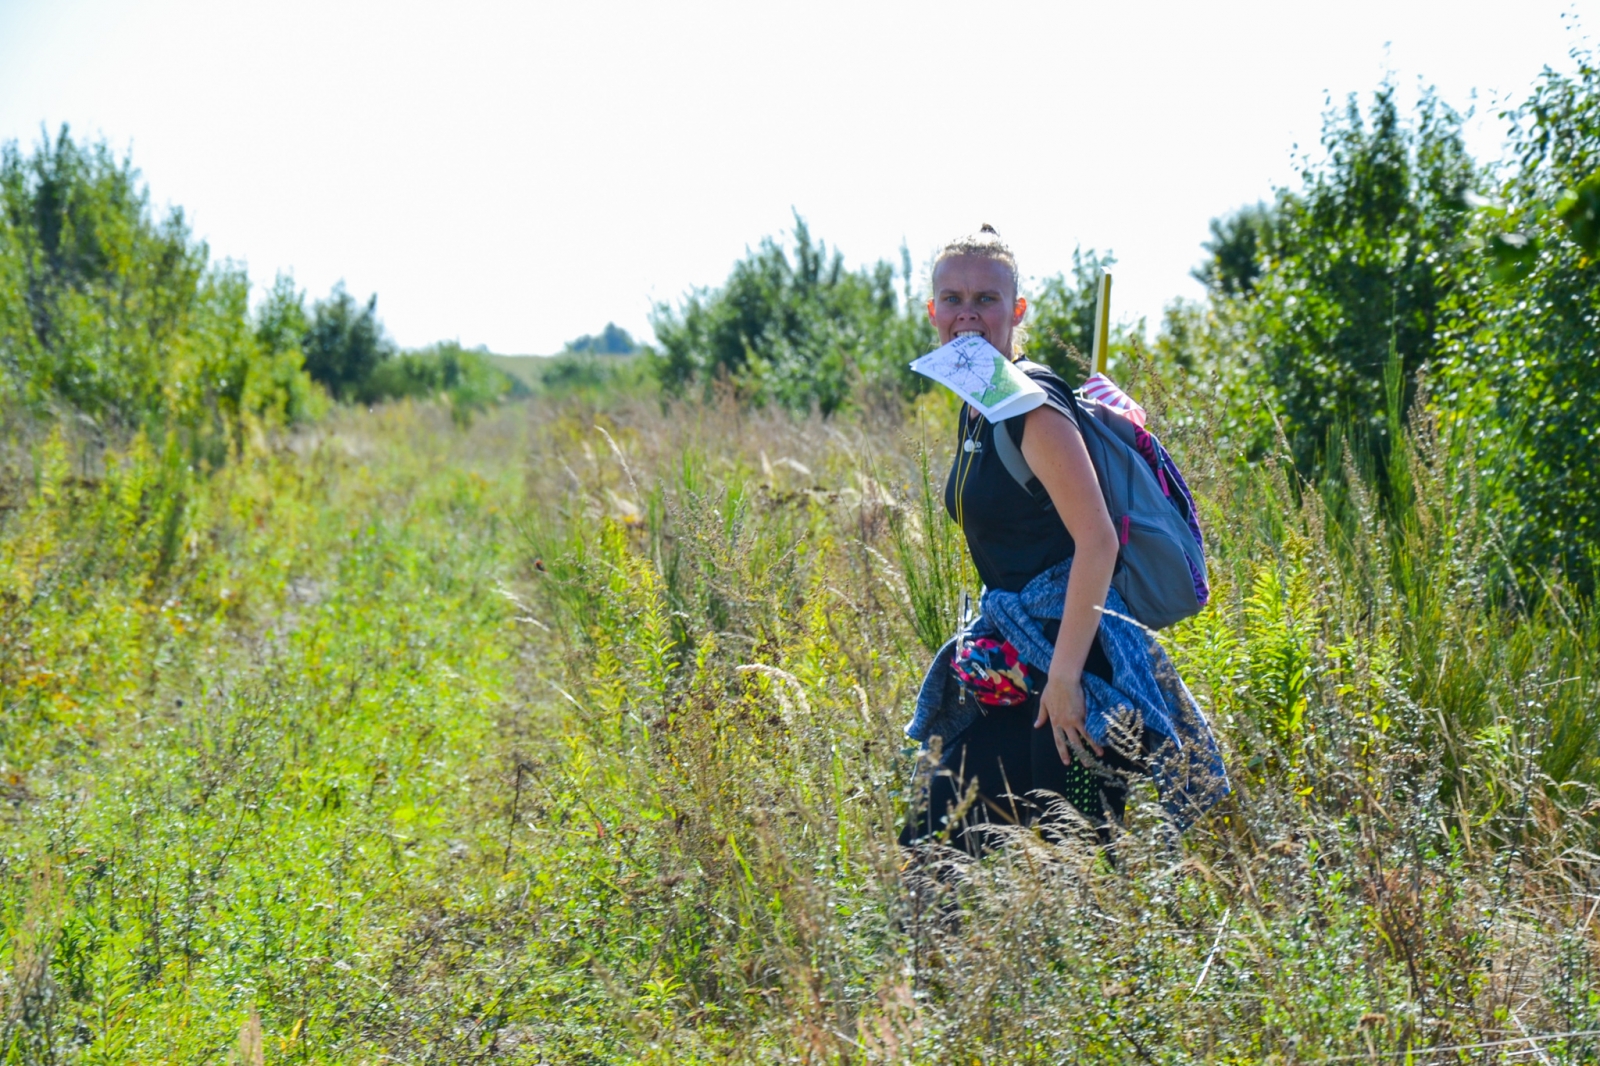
[1,388,1598,1062]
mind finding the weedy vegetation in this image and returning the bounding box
[2,377,1599,1063]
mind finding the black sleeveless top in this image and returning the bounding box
[943,365,1081,594]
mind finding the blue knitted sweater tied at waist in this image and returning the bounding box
[905,556,1229,830]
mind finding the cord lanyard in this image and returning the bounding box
[952,406,983,700]
[952,403,982,532]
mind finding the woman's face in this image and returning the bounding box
[927,255,1027,355]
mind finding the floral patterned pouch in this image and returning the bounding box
[949,637,1039,707]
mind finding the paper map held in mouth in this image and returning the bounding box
[909,335,1047,422]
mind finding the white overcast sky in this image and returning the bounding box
[0,1,1593,354]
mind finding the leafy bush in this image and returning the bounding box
[1193,85,1479,478]
[1021,246,1117,381]
[651,216,934,415]
[564,321,637,355]
[253,277,520,424]
[1163,51,1600,587]
[1435,49,1600,591]
[536,349,654,399]
[300,281,392,401]
[0,128,320,444]
[362,341,522,423]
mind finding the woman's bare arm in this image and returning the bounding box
[1018,405,1119,764]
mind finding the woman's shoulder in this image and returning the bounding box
[1012,360,1080,425]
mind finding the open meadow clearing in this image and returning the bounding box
[4,385,1599,1062]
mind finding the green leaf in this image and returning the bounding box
[1555,171,1600,256]
[1486,230,1539,282]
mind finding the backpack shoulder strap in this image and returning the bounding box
[990,360,1088,511]
[1012,359,1071,395]
[991,415,1050,508]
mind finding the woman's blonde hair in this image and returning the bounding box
[932,224,1027,356]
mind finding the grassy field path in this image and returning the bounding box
[5,395,1600,1063]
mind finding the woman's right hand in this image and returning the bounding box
[1035,670,1104,766]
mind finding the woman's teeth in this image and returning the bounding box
[956,330,984,338]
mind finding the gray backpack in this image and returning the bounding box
[992,361,1209,630]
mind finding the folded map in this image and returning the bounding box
[909,335,1047,422]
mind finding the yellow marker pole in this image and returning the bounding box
[1091,270,1113,375]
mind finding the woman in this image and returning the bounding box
[900,226,1225,852]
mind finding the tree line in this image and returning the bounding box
[650,49,1600,594]
[6,46,1600,591]
[0,130,525,449]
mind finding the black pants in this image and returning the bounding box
[900,633,1144,853]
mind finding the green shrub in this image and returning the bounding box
[1202,85,1479,480]
[535,349,654,400]
[1021,246,1117,381]
[651,215,934,415]
[300,282,391,401]
[1435,48,1600,593]
[0,128,320,446]
[361,341,521,423]
[1167,57,1600,587]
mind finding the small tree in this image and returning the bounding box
[1437,47,1600,591]
[1213,85,1478,478]
[1023,247,1116,382]
[566,322,636,355]
[651,215,931,415]
[302,283,391,401]
[1192,203,1275,297]
[0,127,317,439]
[0,127,204,419]
[255,273,309,358]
